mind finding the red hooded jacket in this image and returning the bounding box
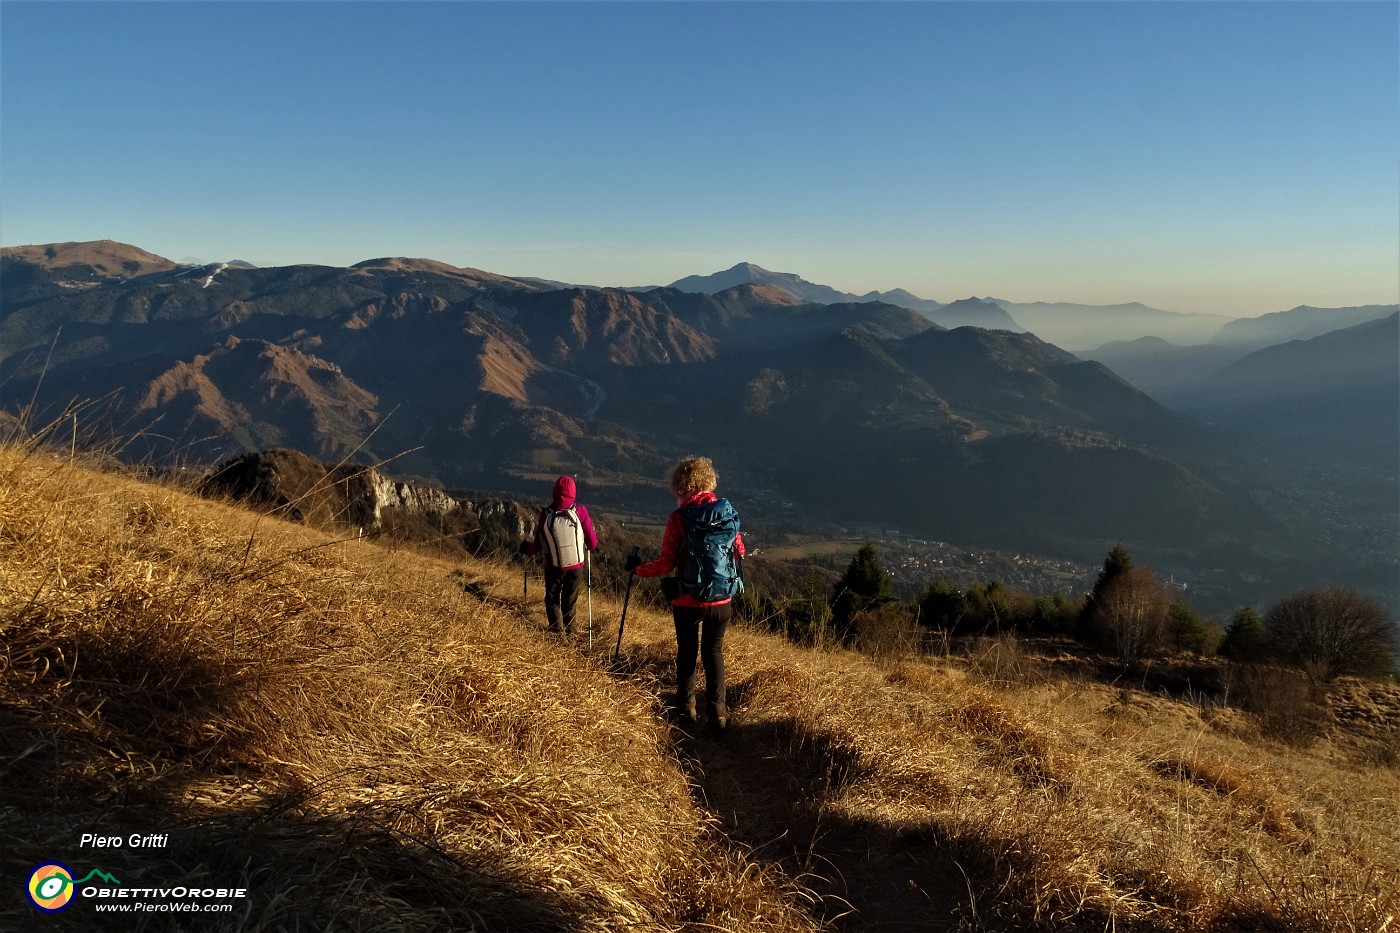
[634,490,746,607]
[524,476,598,570]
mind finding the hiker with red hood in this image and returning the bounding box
[522,476,599,637]
[627,456,745,731]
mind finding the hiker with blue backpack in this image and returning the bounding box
[521,476,599,638]
[626,456,744,732]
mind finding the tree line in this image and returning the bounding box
[739,542,1399,685]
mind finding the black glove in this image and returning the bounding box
[518,540,531,554]
[624,553,641,573]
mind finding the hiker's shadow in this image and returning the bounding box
[635,662,1158,932]
[3,793,589,933]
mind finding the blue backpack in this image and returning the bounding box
[676,498,743,602]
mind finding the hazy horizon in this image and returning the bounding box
[2,1,1396,317]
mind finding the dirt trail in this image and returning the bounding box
[608,630,973,931]
[504,572,984,930]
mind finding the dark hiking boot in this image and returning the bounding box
[707,701,728,733]
[673,693,698,725]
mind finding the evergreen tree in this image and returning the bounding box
[1091,545,1134,600]
[1033,592,1078,633]
[1219,606,1268,662]
[916,577,964,631]
[1170,601,1220,655]
[832,543,892,639]
[963,580,1018,632]
[1080,543,1135,632]
[787,566,836,647]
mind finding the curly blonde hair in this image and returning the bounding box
[669,456,718,496]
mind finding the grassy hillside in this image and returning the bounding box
[3,443,1398,930]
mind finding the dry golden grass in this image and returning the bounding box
[3,441,1398,931]
[613,584,1400,930]
[0,443,814,931]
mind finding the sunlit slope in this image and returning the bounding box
[621,618,1400,930]
[2,444,1397,931]
[0,444,813,931]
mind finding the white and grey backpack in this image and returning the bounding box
[542,506,585,568]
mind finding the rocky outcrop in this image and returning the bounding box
[198,449,532,543]
[345,466,459,528]
[462,496,537,544]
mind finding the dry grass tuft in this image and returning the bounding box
[962,635,1048,689]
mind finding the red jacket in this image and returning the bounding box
[634,490,746,607]
[524,476,598,570]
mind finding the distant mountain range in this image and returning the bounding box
[662,261,951,320]
[992,300,1230,350]
[668,262,865,306]
[1167,313,1400,459]
[522,262,1390,352]
[1208,304,1399,350]
[1,240,1286,562]
[1083,317,1400,465]
[1078,338,1251,396]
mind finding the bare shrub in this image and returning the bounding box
[1356,732,1400,771]
[1088,566,1173,661]
[1265,587,1398,684]
[850,604,922,663]
[1223,663,1330,747]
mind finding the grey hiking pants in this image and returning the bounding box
[544,565,583,634]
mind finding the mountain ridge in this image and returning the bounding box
[1,240,1271,563]
[4,239,1376,594]
[1209,303,1399,350]
[1167,313,1399,455]
[8,241,1385,351]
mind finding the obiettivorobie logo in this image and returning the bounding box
[26,863,122,913]
[26,859,248,916]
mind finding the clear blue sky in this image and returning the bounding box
[2,1,1396,316]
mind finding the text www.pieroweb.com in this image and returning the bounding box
[93,901,235,914]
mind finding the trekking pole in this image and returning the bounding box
[613,546,640,662]
[586,550,594,651]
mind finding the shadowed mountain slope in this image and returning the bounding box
[732,325,1247,553]
[1169,313,1400,458]
[1079,337,1250,395]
